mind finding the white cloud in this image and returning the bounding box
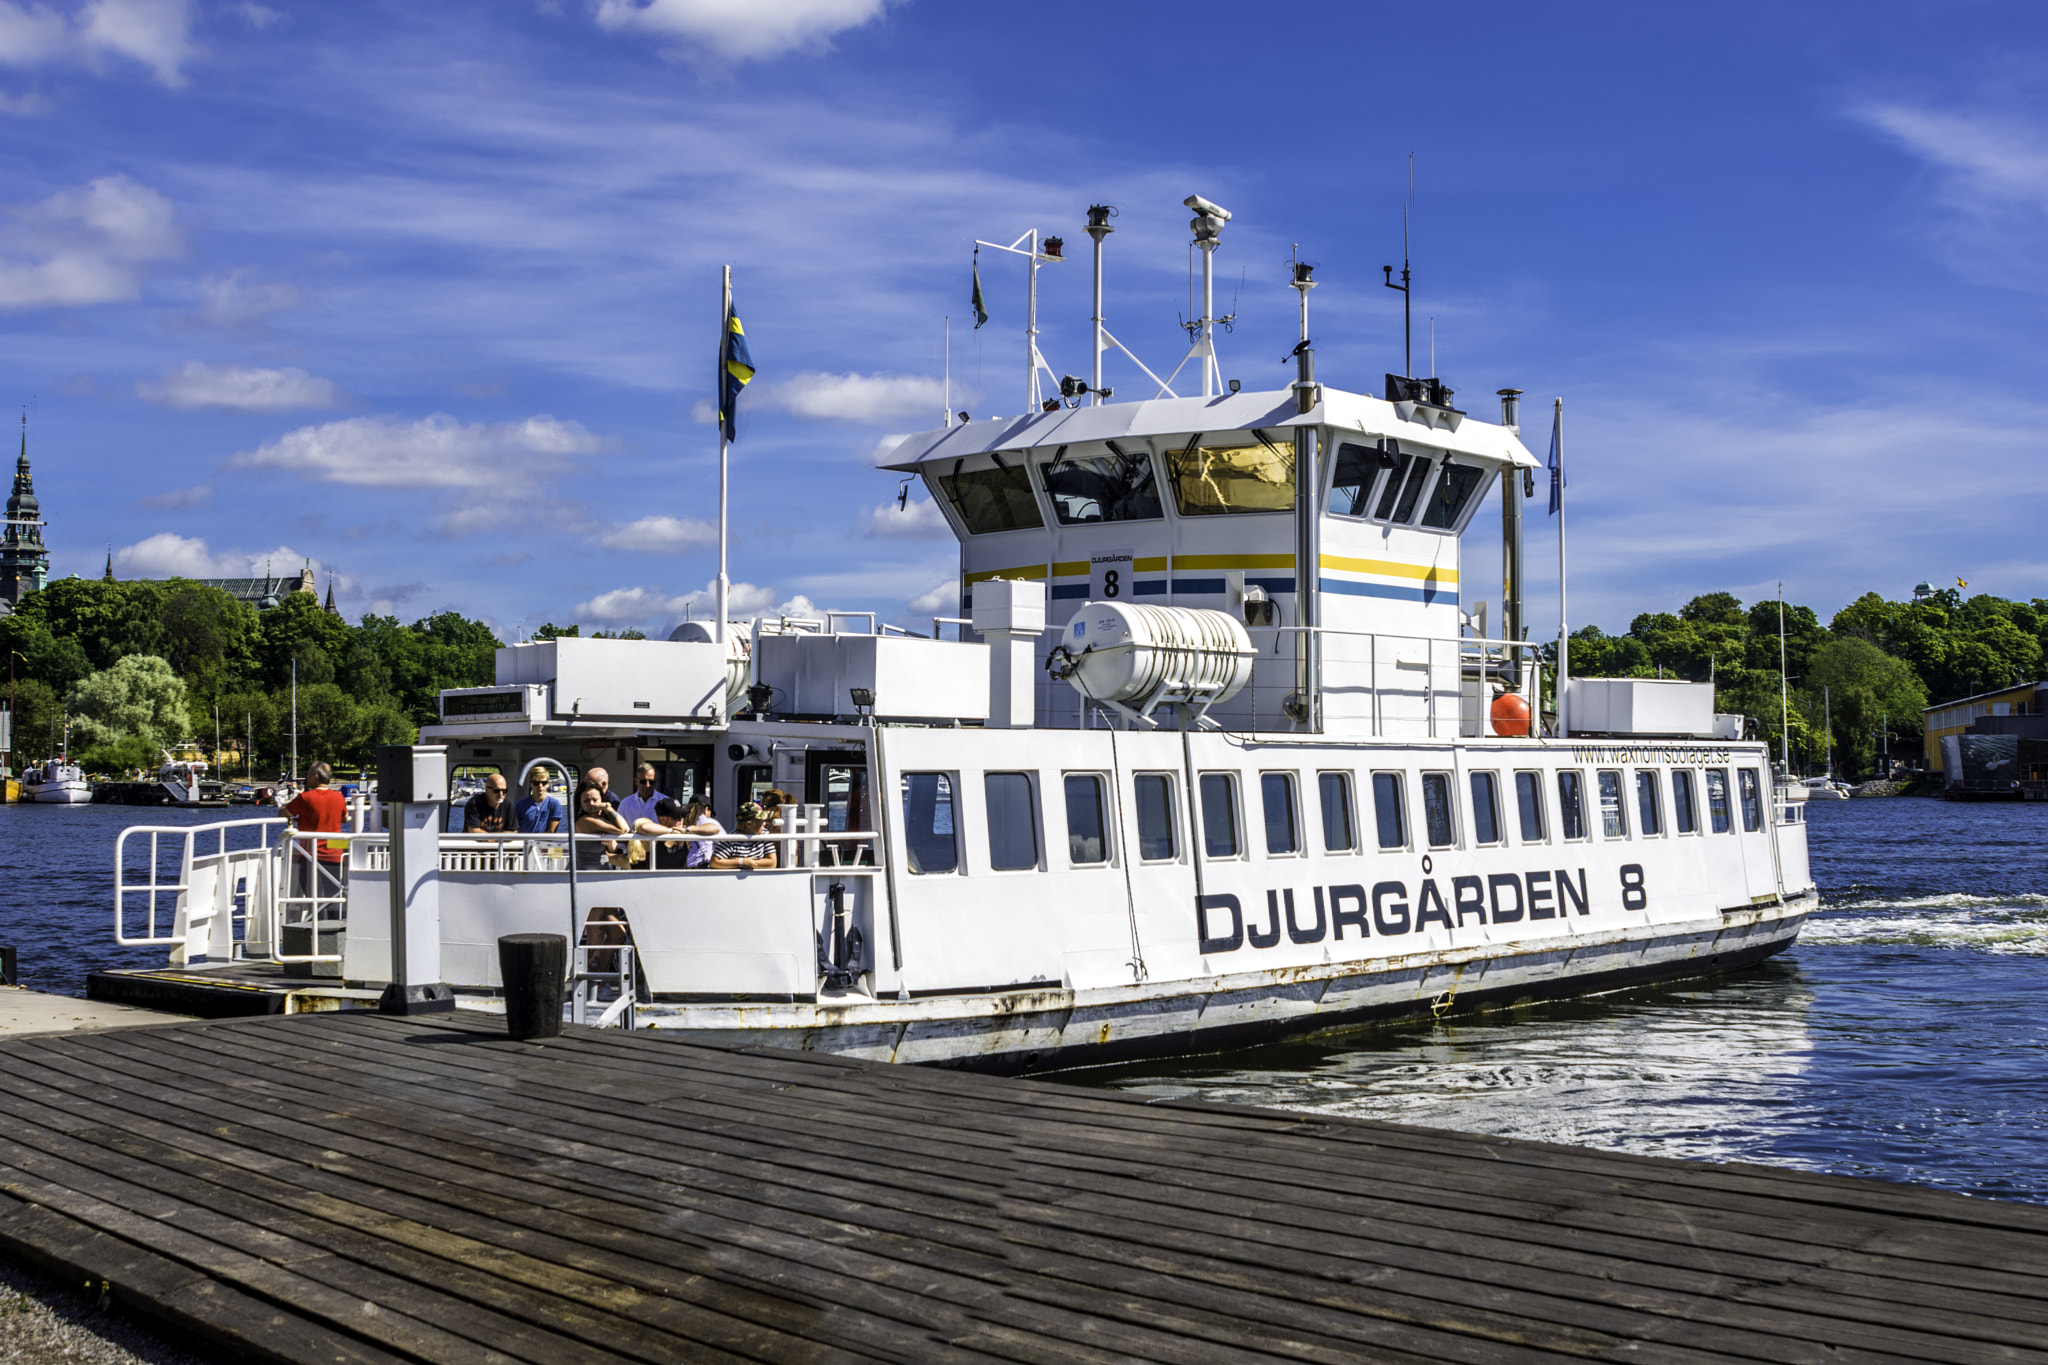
[762,371,946,424]
[0,0,196,87]
[908,579,957,616]
[193,270,302,327]
[229,2,279,28]
[574,578,822,630]
[0,174,182,310]
[1855,103,2048,290]
[138,360,344,411]
[232,412,608,488]
[114,532,314,580]
[601,514,717,553]
[861,494,950,539]
[592,0,891,61]
[136,483,211,510]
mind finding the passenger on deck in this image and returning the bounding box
[283,761,348,902]
[514,771,563,833]
[573,780,631,870]
[760,788,792,833]
[462,774,517,834]
[682,798,723,868]
[585,765,621,809]
[617,764,667,825]
[711,803,778,871]
[630,797,699,869]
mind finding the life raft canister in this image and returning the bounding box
[1490,692,1532,737]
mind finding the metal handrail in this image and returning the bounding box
[114,818,287,947]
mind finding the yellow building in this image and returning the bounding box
[1923,680,2048,774]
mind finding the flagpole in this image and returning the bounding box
[1554,396,1568,739]
[716,265,730,647]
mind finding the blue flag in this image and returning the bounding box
[1546,401,1564,516]
[719,300,754,443]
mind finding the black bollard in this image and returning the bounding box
[0,945,14,986]
[498,933,566,1040]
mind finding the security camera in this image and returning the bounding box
[1183,194,1232,222]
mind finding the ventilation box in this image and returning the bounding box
[494,638,729,722]
[1567,678,1715,739]
[756,634,989,721]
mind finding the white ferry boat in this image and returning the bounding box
[110,199,1813,1070]
[22,757,89,803]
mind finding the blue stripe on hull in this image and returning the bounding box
[1320,576,1458,606]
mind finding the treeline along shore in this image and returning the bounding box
[1561,587,2047,779]
[0,577,512,774]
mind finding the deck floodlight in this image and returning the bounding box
[849,687,875,709]
[1228,379,1241,393]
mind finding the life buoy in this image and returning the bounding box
[1490,692,1532,737]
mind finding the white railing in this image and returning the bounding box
[1245,624,1545,738]
[362,825,884,874]
[115,818,288,953]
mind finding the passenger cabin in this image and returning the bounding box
[882,383,1539,736]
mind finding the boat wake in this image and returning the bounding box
[1802,891,2048,954]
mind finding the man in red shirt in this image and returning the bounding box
[284,761,349,905]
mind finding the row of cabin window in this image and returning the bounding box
[899,765,1769,876]
[936,438,1488,535]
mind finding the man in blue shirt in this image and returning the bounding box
[514,771,564,833]
[616,762,669,826]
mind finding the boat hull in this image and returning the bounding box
[634,895,1810,1074]
[25,782,92,804]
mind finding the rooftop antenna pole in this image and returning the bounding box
[1164,195,1231,398]
[1382,154,1414,378]
[943,316,951,427]
[716,265,731,646]
[973,230,1065,411]
[1778,583,1790,772]
[1289,246,1316,344]
[1085,205,1115,404]
[1554,397,1568,739]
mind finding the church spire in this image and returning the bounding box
[324,572,338,615]
[0,412,49,606]
[103,541,113,582]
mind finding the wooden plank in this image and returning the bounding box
[16,1031,1318,1358]
[1,1012,2044,1365]
[103,1015,2048,1358]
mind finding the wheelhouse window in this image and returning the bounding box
[901,772,958,874]
[984,772,1039,871]
[1705,769,1732,833]
[1318,772,1355,852]
[1596,770,1628,838]
[938,462,1043,533]
[1515,771,1545,842]
[1064,773,1110,865]
[1372,772,1406,849]
[1673,770,1698,834]
[1134,773,1178,861]
[1038,446,1163,524]
[1470,771,1501,845]
[1165,439,1294,516]
[1419,462,1488,529]
[1558,770,1588,840]
[1261,772,1299,855]
[1739,769,1764,832]
[1385,453,1435,523]
[1421,772,1456,847]
[1329,442,1389,518]
[1635,771,1662,836]
[1199,773,1241,858]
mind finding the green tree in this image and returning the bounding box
[1799,637,1929,779]
[67,655,190,756]
[0,613,91,694]
[158,582,261,699]
[255,593,353,691]
[5,677,59,762]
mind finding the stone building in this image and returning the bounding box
[0,424,50,609]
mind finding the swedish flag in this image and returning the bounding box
[719,301,754,443]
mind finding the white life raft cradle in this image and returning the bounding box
[1049,602,1255,729]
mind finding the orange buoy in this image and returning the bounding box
[1490,692,1532,737]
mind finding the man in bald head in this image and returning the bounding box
[586,765,621,809]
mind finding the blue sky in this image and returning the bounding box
[1,0,2043,640]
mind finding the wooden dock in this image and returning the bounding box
[1,1014,2045,1364]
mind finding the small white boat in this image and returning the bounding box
[22,759,90,803]
[1800,776,1850,800]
